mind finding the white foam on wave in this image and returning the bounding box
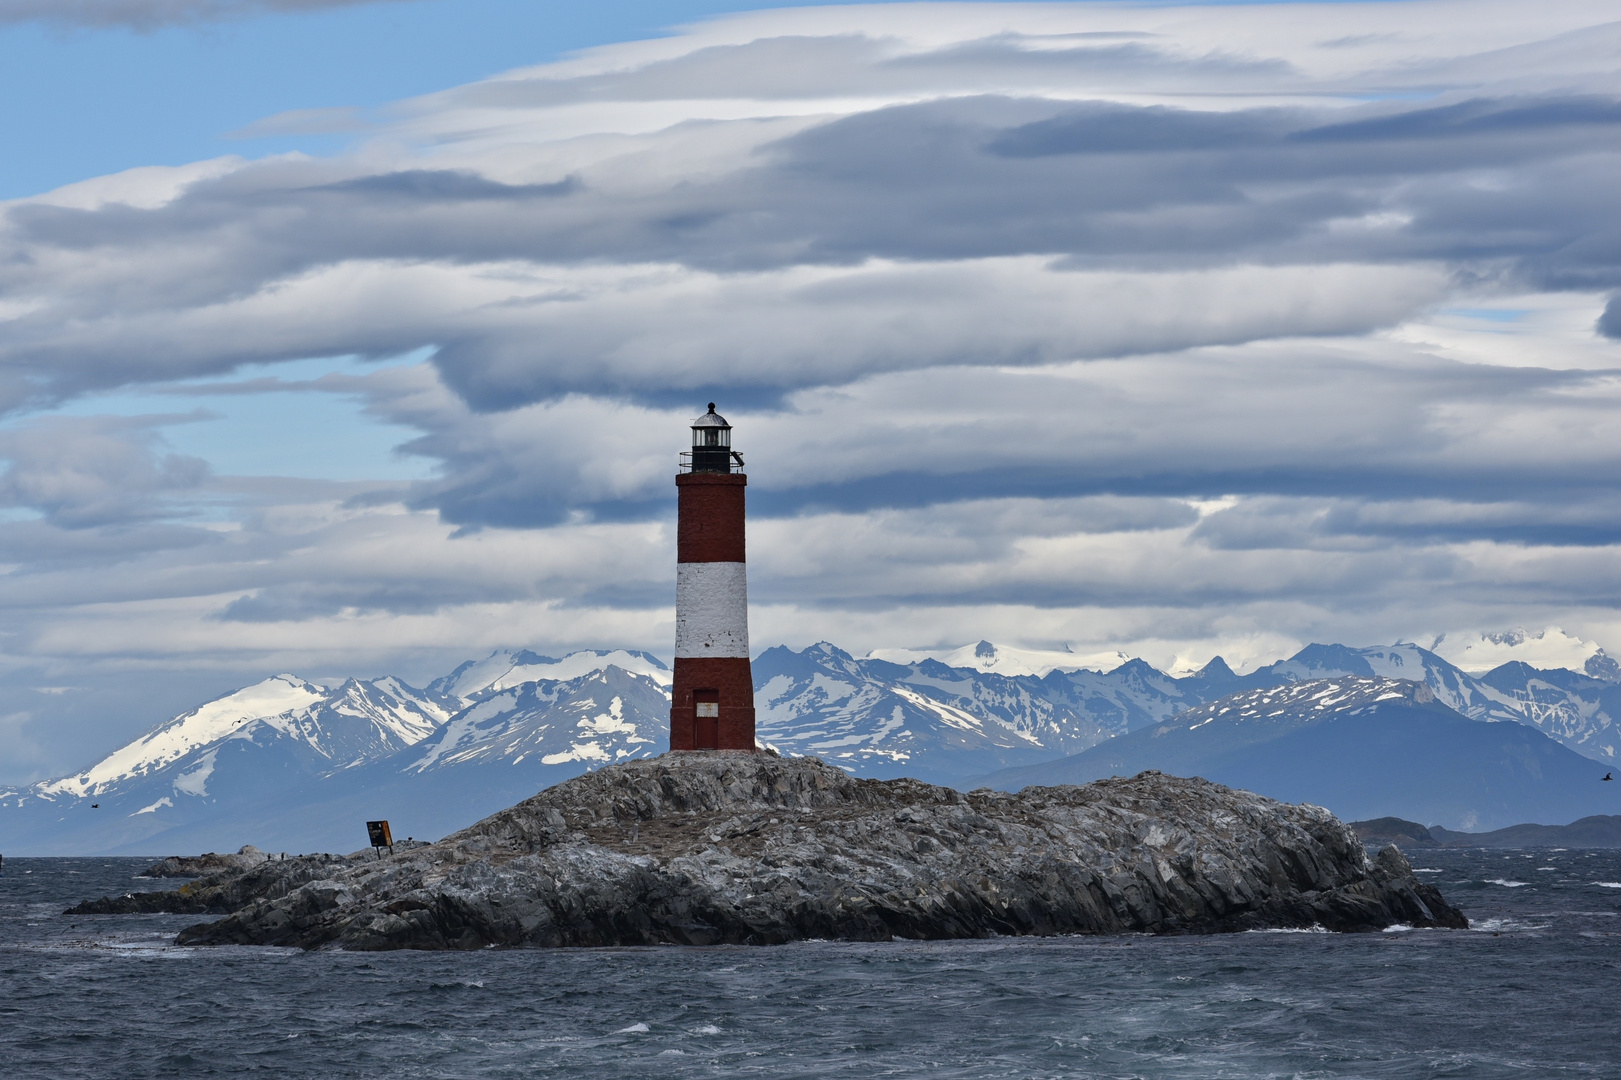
[1469,917,1551,933]
[692,1024,721,1035]
[1592,882,1621,889]
[1486,879,1530,888]
[1243,925,1329,934]
[615,1023,650,1034]
[1412,868,1442,873]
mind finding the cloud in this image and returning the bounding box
[3,84,1618,409]
[347,338,1621,531]
[0,0,413,30]
[3,0,1621,780]
[0,415,210,528]
[226,106,370,140]
[1600,296,1621,339]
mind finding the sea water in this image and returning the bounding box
[1,849,1618,1079]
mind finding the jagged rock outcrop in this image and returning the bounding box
[139,845,276,878]
[72,753,1466,948]
[69,851,362,915]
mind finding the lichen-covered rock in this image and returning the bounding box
[73,753,1467,948]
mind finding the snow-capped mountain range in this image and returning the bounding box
[35,675,454,805]
[974,676,1621,832]
[751,644,1243,781]
[3,638,1618,853]
[0,650,671,854]
[754,640,1621,782]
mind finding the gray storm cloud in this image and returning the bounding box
[1,0,1621,781]
[1600,297,1621,339]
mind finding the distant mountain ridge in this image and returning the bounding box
[1349,814,1621,849]
[29,674,456,805]
[753,640,1621,783]
[426,649,670,698]
[751,643,1250,783]
[1250,643,1621,762]
[973,676,1621,831]
[4,638,1620,853]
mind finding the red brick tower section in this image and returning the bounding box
[670,405,756,751]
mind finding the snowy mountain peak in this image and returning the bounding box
[277,677,454,756]
[1173,677,1434,732]
[36,674,329,800]
[1432,626,1607,674]
[404,665,667,776]
[866,640,1119,677]
[1585,650,1621,682]
[428,648,672,699]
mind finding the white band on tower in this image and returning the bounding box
[675,561,751,658]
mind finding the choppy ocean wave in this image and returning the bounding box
[3,848,1619,1079]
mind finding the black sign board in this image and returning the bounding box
[366,820,394,849]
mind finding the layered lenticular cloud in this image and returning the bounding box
[2,0,1621,779]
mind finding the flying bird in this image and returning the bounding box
[90,803,99,808]
[1603,773,1613,782]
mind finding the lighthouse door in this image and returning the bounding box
[693,690,720,749]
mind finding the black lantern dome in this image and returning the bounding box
[687,403,742,473]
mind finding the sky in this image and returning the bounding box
[3,0,1621,782]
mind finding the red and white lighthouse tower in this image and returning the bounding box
[670,404,756,751]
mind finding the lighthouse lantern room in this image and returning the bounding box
[671,404,757,751]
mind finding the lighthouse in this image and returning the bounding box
[670,404,756,751]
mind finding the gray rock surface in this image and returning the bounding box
[72,753,1466,948]
[138,845,274,878]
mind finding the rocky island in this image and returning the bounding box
[73,752,1466,948]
